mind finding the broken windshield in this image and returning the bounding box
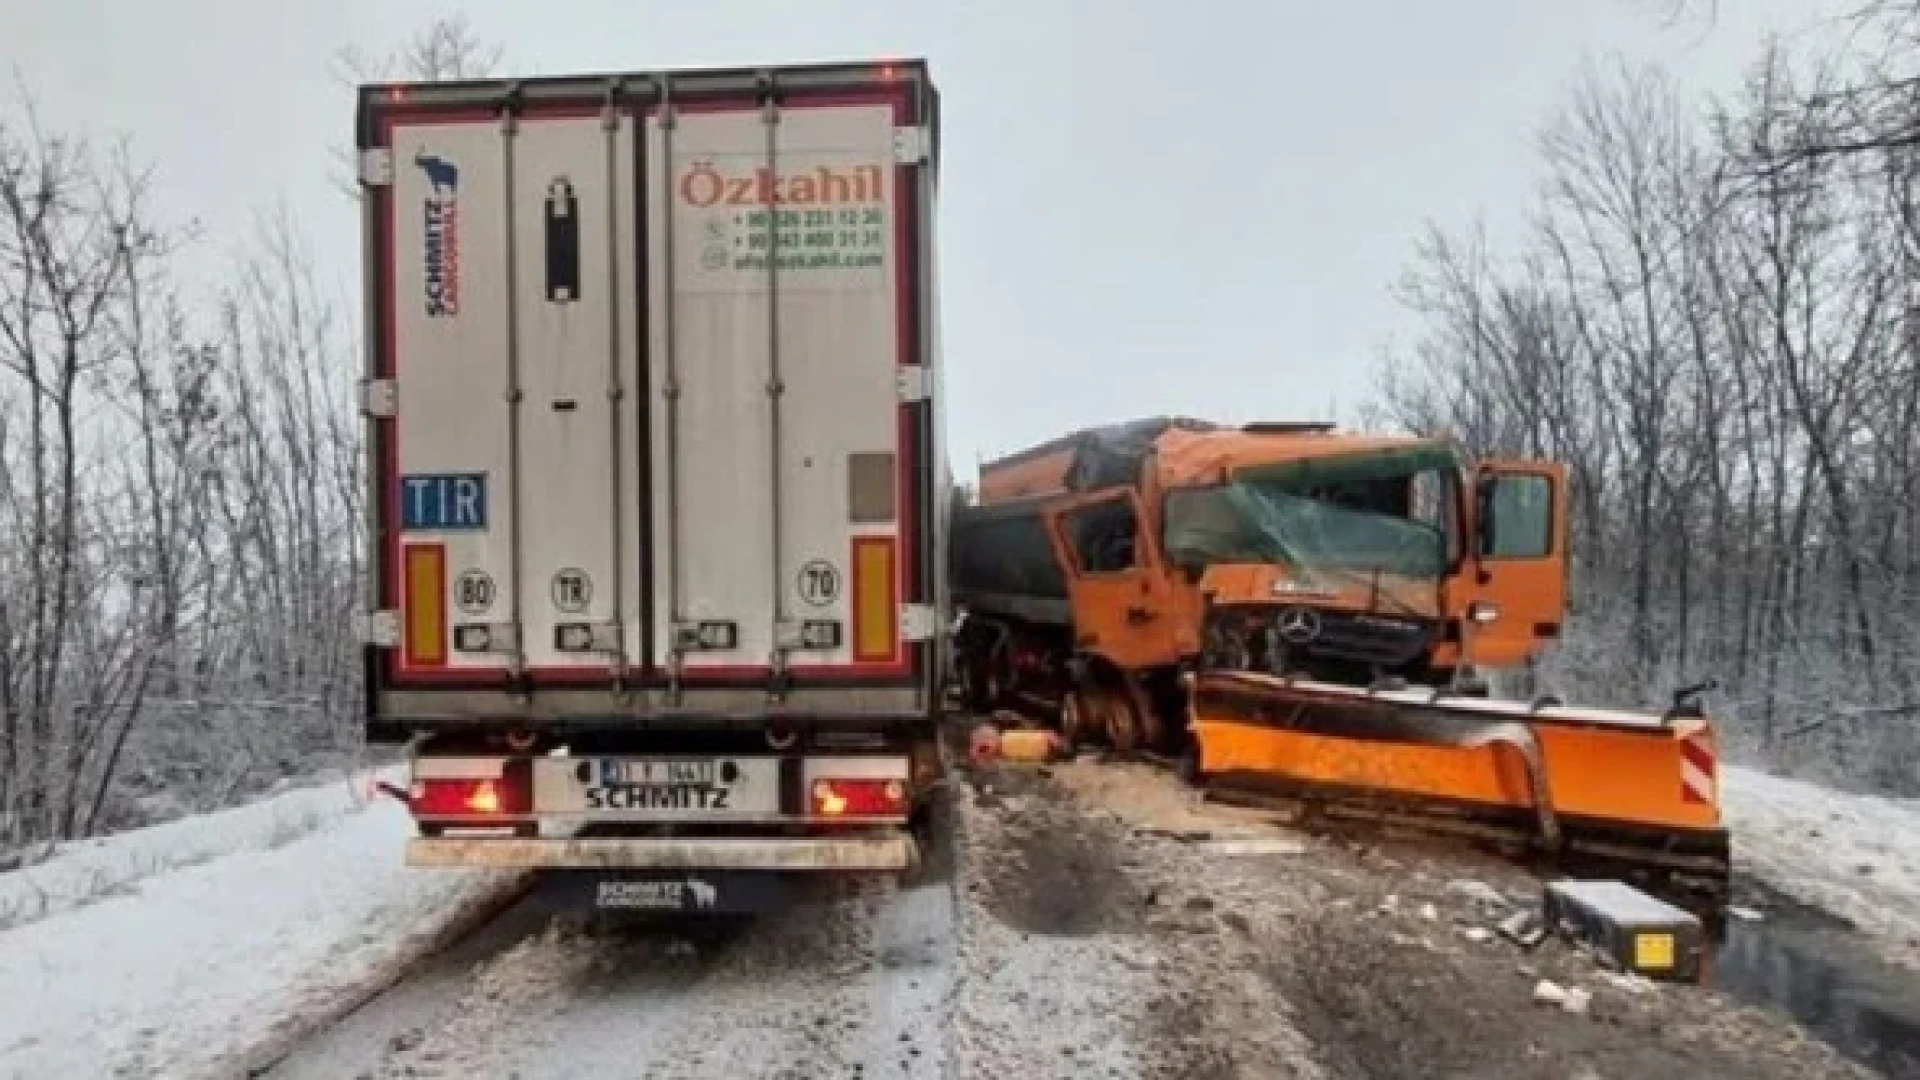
[1161,446,1460,582]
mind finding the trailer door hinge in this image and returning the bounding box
[893,125,931,165]
[359,148,394,188]
[356,610,400,648]
[900,604,941,642]
[895,365,933,403]
[359,377,397,419]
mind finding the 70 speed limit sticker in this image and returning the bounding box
[797,560,840,607]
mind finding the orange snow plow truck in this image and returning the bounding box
[950,417,1730,902]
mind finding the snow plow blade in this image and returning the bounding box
[1185,672,1731,907]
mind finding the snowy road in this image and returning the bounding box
[254,759,1889,1080]
[266,838,960,1079]
[5,750,1916,1077]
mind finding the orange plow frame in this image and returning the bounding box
[1186,671,1732,905]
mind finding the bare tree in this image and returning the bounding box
[0,16,514,861]
[0,96,175,851]
[1376,39,1920,796]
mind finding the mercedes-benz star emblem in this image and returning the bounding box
[1276,606,1322,644]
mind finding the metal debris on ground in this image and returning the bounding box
[1726,904,1765,923]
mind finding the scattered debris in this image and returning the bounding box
[969,723,1002,765]
[1533,979,1570,1007]
[1139,827,1214,843]
[1497,910,1548,949]
[1197,837,1310,857]
[1727,904,1765,923]
[1461,927,1494,944]
[1600,971,1658,996]
[1530,979,1591,1014]
[999,728,1065,764]
[1419,903,1439,922]
[1447,880,1511,913]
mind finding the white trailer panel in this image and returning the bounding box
[382,109,644,678]
[646,102,908,679]
[360,62,942,732]
[386,118,518,675]
[507,114,643,673]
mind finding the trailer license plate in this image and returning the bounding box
[577,757,766,814]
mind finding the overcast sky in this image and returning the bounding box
[4,0,1858,475]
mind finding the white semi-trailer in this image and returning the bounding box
[354,59,947,912]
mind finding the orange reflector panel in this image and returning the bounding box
[851,536,897,663]
[403,543,448,667]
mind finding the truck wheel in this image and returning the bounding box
[1092,682,1140,753]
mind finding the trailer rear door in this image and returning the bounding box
[361,66,936,708]
[645,98,916,684]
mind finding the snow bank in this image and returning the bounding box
[0,769,397,931]
[1724,765,1920,966]
[0,786,523,1079]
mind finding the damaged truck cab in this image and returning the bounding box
[953,417,1730,906]
[951,417,1569,747]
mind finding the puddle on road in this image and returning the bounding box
[1703,880,1920,1079]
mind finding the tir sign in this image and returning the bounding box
[401,473,487,531]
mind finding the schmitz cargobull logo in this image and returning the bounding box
[415,151,460,318]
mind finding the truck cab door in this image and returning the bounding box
[1044,489,1181,669]
[1468,459,1568,667]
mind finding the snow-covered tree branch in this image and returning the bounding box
[1378,43,1920,796]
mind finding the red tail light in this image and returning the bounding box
[810,778,908,818]
[410,776,528,817]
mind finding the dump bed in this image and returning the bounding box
[356,61,946,738]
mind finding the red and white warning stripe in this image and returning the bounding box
[1679,729,1717,805]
